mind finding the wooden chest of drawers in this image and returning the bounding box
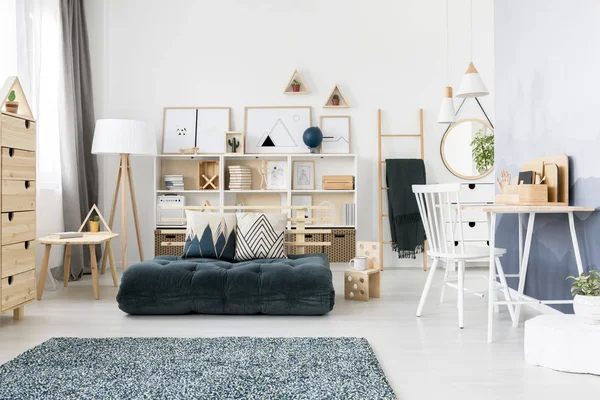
[0,108,36,320]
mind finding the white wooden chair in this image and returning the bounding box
[412,183,515,332]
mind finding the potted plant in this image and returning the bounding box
[332,94,340,106]
[5,90,18,114]
[89,215,100,233]
[470,129,494,173]
[567,270,600,324]
[291,80,301,92]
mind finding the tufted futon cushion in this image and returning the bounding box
[116,254,335,315]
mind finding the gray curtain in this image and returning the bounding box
[51,0,99,281]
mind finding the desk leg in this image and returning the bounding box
[487,213,499,313]
[514,212,536,328]
[568,212,585,275]
[37,244,52,300]
[63,244,72,287]
[106,240,119,287]
[89,245,100,300]
[518,213,523,269]
[487,213,496,343]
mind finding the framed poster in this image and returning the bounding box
[320,115,350,154]
[292,161,315,190]
[266,160,287,189]
[244,106,311,154]
[162,107,230,154]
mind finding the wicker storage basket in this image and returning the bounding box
[154,229,186,257]
[324,228,356,262]
[287,232,324,255]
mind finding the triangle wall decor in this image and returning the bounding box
[283,69,310,94]
[324,85,350,108]
[0,76,34,120]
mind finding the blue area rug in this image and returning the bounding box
[0,337,396,399]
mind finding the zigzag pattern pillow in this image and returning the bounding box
[182,211,236,261]
[235,213,287,261]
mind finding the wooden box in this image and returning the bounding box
[322,175,354,190]
[344,269,380,301]
[495,184,548,205]
[198,160,219,190]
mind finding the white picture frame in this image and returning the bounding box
[292,161,315,190]
[320,115,351,154]
[162,107,230,154]
[292,195,313,225]
[266,161,287,190]
[244,106,312,154]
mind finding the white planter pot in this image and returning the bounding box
[573,294,600,325]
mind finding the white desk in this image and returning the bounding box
[461,204,595,342]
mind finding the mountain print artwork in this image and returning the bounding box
[183,212,237,261]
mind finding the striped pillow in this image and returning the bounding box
[234,213,287,261]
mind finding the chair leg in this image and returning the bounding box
[416,258,440,317]
[457,261,465,329]
[495,257,516,322]
[439,261,451,304]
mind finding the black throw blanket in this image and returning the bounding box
[385,159,426,258]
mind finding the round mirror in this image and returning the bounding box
[441,118,494,180]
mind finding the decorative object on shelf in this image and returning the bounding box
[1,76,32,117]
[283,69,309,94]
[456,0,488,98]
[292,161,315,190]
[324,85,350,108]
[349,256,368,271]
[315,201,336,225]
[157,195,185,226]
[441,118,493,180]
[322,175,354,190]
[302,126,323,154]
[266,160,287,189]
[568,270,600,325]
[89,215,100,233]
[92,119,157,270]
[356,242,381,270]
[438,0,456,123]
[258,160,268,189]
[495,155,569,205]
[320,116,350,153]
[198,160,220,190]
[182,211,237,261]
[291,195,313,224]
[342,203,356,226]
[179,147,199,155]
[162,107,231,154]
[225,131,244,154]
[228,165,252,190]
[164,174,184,191]
[244,106,311,154]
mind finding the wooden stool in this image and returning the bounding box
[344,269,380,301]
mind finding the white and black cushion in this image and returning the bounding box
[235,213,287,261]
[182,211,237,261]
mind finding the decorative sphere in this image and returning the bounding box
[302,126,323,149]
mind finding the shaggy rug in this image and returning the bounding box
[0,337,396,399]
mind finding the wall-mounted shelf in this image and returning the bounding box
[283,69,310,94]
[323,85,350,108]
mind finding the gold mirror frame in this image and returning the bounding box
[441,118,494,180]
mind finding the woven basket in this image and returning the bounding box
[154,229,186,257]
[324,228,356,262]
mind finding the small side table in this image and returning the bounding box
[344,269,380,302]
[525,315,600,375]
[36,232,119,300]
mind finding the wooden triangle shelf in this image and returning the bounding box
[283,69,310,94]
[0,76,34,120]
[324,85,350,108]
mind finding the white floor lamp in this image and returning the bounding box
[91,119,156,270]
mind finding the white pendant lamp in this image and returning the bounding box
[456,0,488,98]
[438,0,456,123]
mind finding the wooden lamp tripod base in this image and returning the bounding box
[100,154,143,273]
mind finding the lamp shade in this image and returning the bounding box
[456,62,489,98]
[437,86,456,124]
[92,119,156,156]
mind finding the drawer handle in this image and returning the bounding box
[468,222,476,228]
[305,234,313,238]
[25,181,31,189]
[165,235,176,239]
[7,212,14,221]
[25,120,31,129]
[7,276,13,285]
[334,234,345,238]
[8,148,14,157]
[24,241,30,249]
[468,184,476,190]
[454,241,459,247]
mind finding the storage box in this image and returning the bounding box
[495,184,548,205]
[324,228,356,262]
[287,232,324,255]
[154,229,186,257]
[322,175,354,190]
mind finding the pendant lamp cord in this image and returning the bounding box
[469,0,473,61]
[446,0,450,84]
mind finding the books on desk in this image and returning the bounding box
[49,232,83,239]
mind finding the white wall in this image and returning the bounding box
[85,0,494,267]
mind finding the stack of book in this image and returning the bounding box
[228,165,252,190]
[342,203,356,226]
[164,175,184,191]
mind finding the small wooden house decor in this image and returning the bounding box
[0,76,33,118]
[283,69,310,94]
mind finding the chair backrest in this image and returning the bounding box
[412,183,465,257]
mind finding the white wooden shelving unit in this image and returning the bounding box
[153,153,358,230]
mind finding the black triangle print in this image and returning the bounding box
[262,135,276,147]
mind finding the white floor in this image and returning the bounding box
[0,266,597,399]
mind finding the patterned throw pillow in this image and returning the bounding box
[182,211,237,261]
[235,213,287,261]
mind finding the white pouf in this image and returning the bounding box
[525,315,600,375]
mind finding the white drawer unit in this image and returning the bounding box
[446,221,490,242]
[460,182,495,203]
[456,182,494,248]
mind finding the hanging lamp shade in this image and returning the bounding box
[456,62,489,98]
[438,86,456,123]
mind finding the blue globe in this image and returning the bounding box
[302,126,323,149]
